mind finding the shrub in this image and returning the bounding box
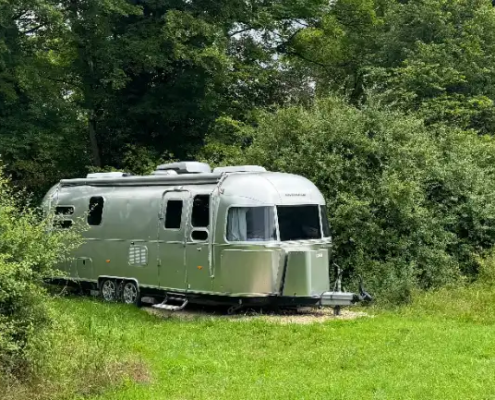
[205,97,495,303]
[0,168,84,379]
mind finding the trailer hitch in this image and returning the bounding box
[332,263,373,304]
[358,274,373,303]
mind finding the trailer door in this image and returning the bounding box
[158,191,189,290]
[185,194,212,292]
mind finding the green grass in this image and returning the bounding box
[50,284,495,400]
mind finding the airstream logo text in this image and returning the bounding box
[285,193,306,197]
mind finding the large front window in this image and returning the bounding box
[226,204,330,242]
[226,207,277,242]
[277,205,322,241]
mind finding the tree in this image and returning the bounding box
[368,0,495,133]
[216,96,495,303]
[0,0,89,198]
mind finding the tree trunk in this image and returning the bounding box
[88,111,101,167]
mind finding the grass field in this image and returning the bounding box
[49,284,495,400]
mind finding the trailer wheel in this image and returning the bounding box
[100,279,117,302]
[122,281,141,306]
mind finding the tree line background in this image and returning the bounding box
[3,0,495,302]
[5,0,495,393]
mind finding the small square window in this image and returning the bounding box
[88,196,104,226]
[165,200,183,229]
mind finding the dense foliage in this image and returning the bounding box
[0,170,83,378]
[205,97,495,302]
[3,1,495,394]
[1,0,495,308]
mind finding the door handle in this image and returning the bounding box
[197,247,202,251]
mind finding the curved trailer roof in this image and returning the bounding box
[59,173,224,187]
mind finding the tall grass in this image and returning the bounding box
[1,295,149,400]
[16,283,494,400]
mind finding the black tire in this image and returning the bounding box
[100,279,117,302]
[121,281,141,307]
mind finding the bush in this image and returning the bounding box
[205,97,495,303]
[0,168,84,379]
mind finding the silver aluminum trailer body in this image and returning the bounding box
[42,162,362,311]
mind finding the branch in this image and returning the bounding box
[12,10,28,21]
[295,19,311,28]
[286,49,333,73]
[285,27,305,45]
[22,23,47,35]
[228,27,254,37]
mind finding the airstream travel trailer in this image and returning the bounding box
[42,162,370,314]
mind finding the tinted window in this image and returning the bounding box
[227,207,276,242]
[88,196,104,226]
[165,200,183,229]
[191,195,210,227]
[54,220,73,229]
[320,206,331,237]
[277,205,322,241]
[192,230,208,241]
[55,206,74,216]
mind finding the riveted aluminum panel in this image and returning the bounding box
[220,249,280,295]
[283,249,329,296]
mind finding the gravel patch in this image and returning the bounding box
[144,306,370,325]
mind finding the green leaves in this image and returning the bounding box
[368,0,495,130]
[218,96,495,303]
[0,167,84,376]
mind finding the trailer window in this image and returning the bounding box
[320,205,331,237]
[55,206,74,216]
[191,195,210,227]
[277,205,321,241]
[165,200,183,229]
[54,220,73,229]
[227,207,276,242]
[88,196,104,226]
[192,230,208,241]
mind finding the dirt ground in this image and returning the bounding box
[144,305,370,325]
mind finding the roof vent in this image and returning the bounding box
[86,172,130,179]
[213,165,267,173]
[156,161,211,174]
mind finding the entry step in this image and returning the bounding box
[152,298,189,311]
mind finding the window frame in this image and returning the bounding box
[276,204,324,242]
[190,194,211,228]
[54,219,74,230]
[55,205,75,216]
[164,199,184,230]
[53,205,75,230]
[224,205,280,244]
[87,196,105,226]
[189,194,211,243]
[190,229,209,242]
[320,205,331,238]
